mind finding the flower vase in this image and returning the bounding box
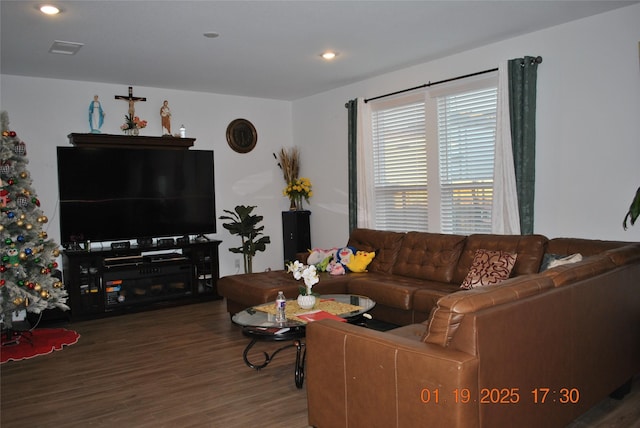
[297,294,316,310]
[289,198,297,211]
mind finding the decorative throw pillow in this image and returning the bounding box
[346,251,376,273]
[541,253,582,271]
[460,249,517,289]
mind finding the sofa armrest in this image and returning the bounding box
[306,320,480,428]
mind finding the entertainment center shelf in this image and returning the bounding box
[62,239,221,320]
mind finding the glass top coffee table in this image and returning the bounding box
[232,294,375,388]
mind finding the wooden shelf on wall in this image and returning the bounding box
[68,133,195,149]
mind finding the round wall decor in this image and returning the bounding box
[226,118,257,153]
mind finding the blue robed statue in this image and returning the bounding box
[88,95,105,133]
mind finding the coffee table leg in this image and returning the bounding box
[294,339,306,389]
[242,338,297,371]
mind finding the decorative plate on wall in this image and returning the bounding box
[226,118,257,153]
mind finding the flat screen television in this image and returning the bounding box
[57,146,216,245]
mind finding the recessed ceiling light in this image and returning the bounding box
[321,51,338,60]
[203,32,220,39]
[39,5,60,15]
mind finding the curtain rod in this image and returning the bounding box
[362,56,542,104]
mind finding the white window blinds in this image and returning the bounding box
[369,74,497,234]
[438,87,497,234]
[372,99,428,232]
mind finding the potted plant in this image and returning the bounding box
[220,205,270,273]
[623,187,640,230]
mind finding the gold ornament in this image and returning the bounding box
[54,281,63,288]
[40,290,50,298]
[16,220,24,227]
[19,214,26,220]
[0,225,3,232]
[20,171,28,179]
[25,223,33,230]
[41,216,48,223]
[13,297,24,305]
[19,252,27,260]
[53,249,60,257]
[34,283,42,291]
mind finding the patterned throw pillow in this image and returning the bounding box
[460,249,517,289]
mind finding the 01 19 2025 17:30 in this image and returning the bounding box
[420,387,580,405]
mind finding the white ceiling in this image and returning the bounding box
[1,1,637,101]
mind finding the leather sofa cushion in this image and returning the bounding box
[541,254,616,287]
[392,232,466,282]
[413,283,462,315]
[347,274,421,310]
[217,270,351,308]
[423,274,554,349]
[347,228,405,274]
[547,237,630,257]
[453,234,547,284]
[604,243,640,266]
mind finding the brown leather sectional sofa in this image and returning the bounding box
[218,228,640,427]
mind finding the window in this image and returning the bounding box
[372,96,428,232]
[370,75,497,234]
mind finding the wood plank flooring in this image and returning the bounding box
[1,300,639,428]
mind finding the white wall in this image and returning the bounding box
[1,4,639,282]
[0,77,294,276]
[294,3,640,247]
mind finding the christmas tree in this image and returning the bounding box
[0,111,68,329]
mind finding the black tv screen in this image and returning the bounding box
[57,147,216,245]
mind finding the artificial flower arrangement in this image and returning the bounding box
[283,177,313,210]
[121,114,147,132]
[286,260,319,296]
[275,147,313,210]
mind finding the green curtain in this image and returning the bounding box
[346,99,358,233]
[508,57,539,235]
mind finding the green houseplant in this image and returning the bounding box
[623,187,640,230]
[220,205,270,273]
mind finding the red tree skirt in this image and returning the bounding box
[1,328,80,363]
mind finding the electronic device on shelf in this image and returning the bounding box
[56,147,216,247]
[110,241,131,250]
[157,238,175,247]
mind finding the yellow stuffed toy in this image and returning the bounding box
[346,251,376,273]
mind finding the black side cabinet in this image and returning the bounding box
[282,210,311,265]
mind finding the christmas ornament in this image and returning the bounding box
[16,195,28,207]
[13,141,26,156]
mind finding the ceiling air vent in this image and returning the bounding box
[49,40,84,55]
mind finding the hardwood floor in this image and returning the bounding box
[1,300,639,428]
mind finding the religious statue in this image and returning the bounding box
[115,86,146,121]
[160,100,172,135]
[88,95,105,133]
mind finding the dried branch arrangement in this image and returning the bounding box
[274,147,300,184]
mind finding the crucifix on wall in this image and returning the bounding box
[115,86,146,118]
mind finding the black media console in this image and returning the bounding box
[61,239,221,320]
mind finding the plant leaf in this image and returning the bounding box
[623,187,640,230]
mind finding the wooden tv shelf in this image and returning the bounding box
[61,239,221,320]
[67,133,195,149]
